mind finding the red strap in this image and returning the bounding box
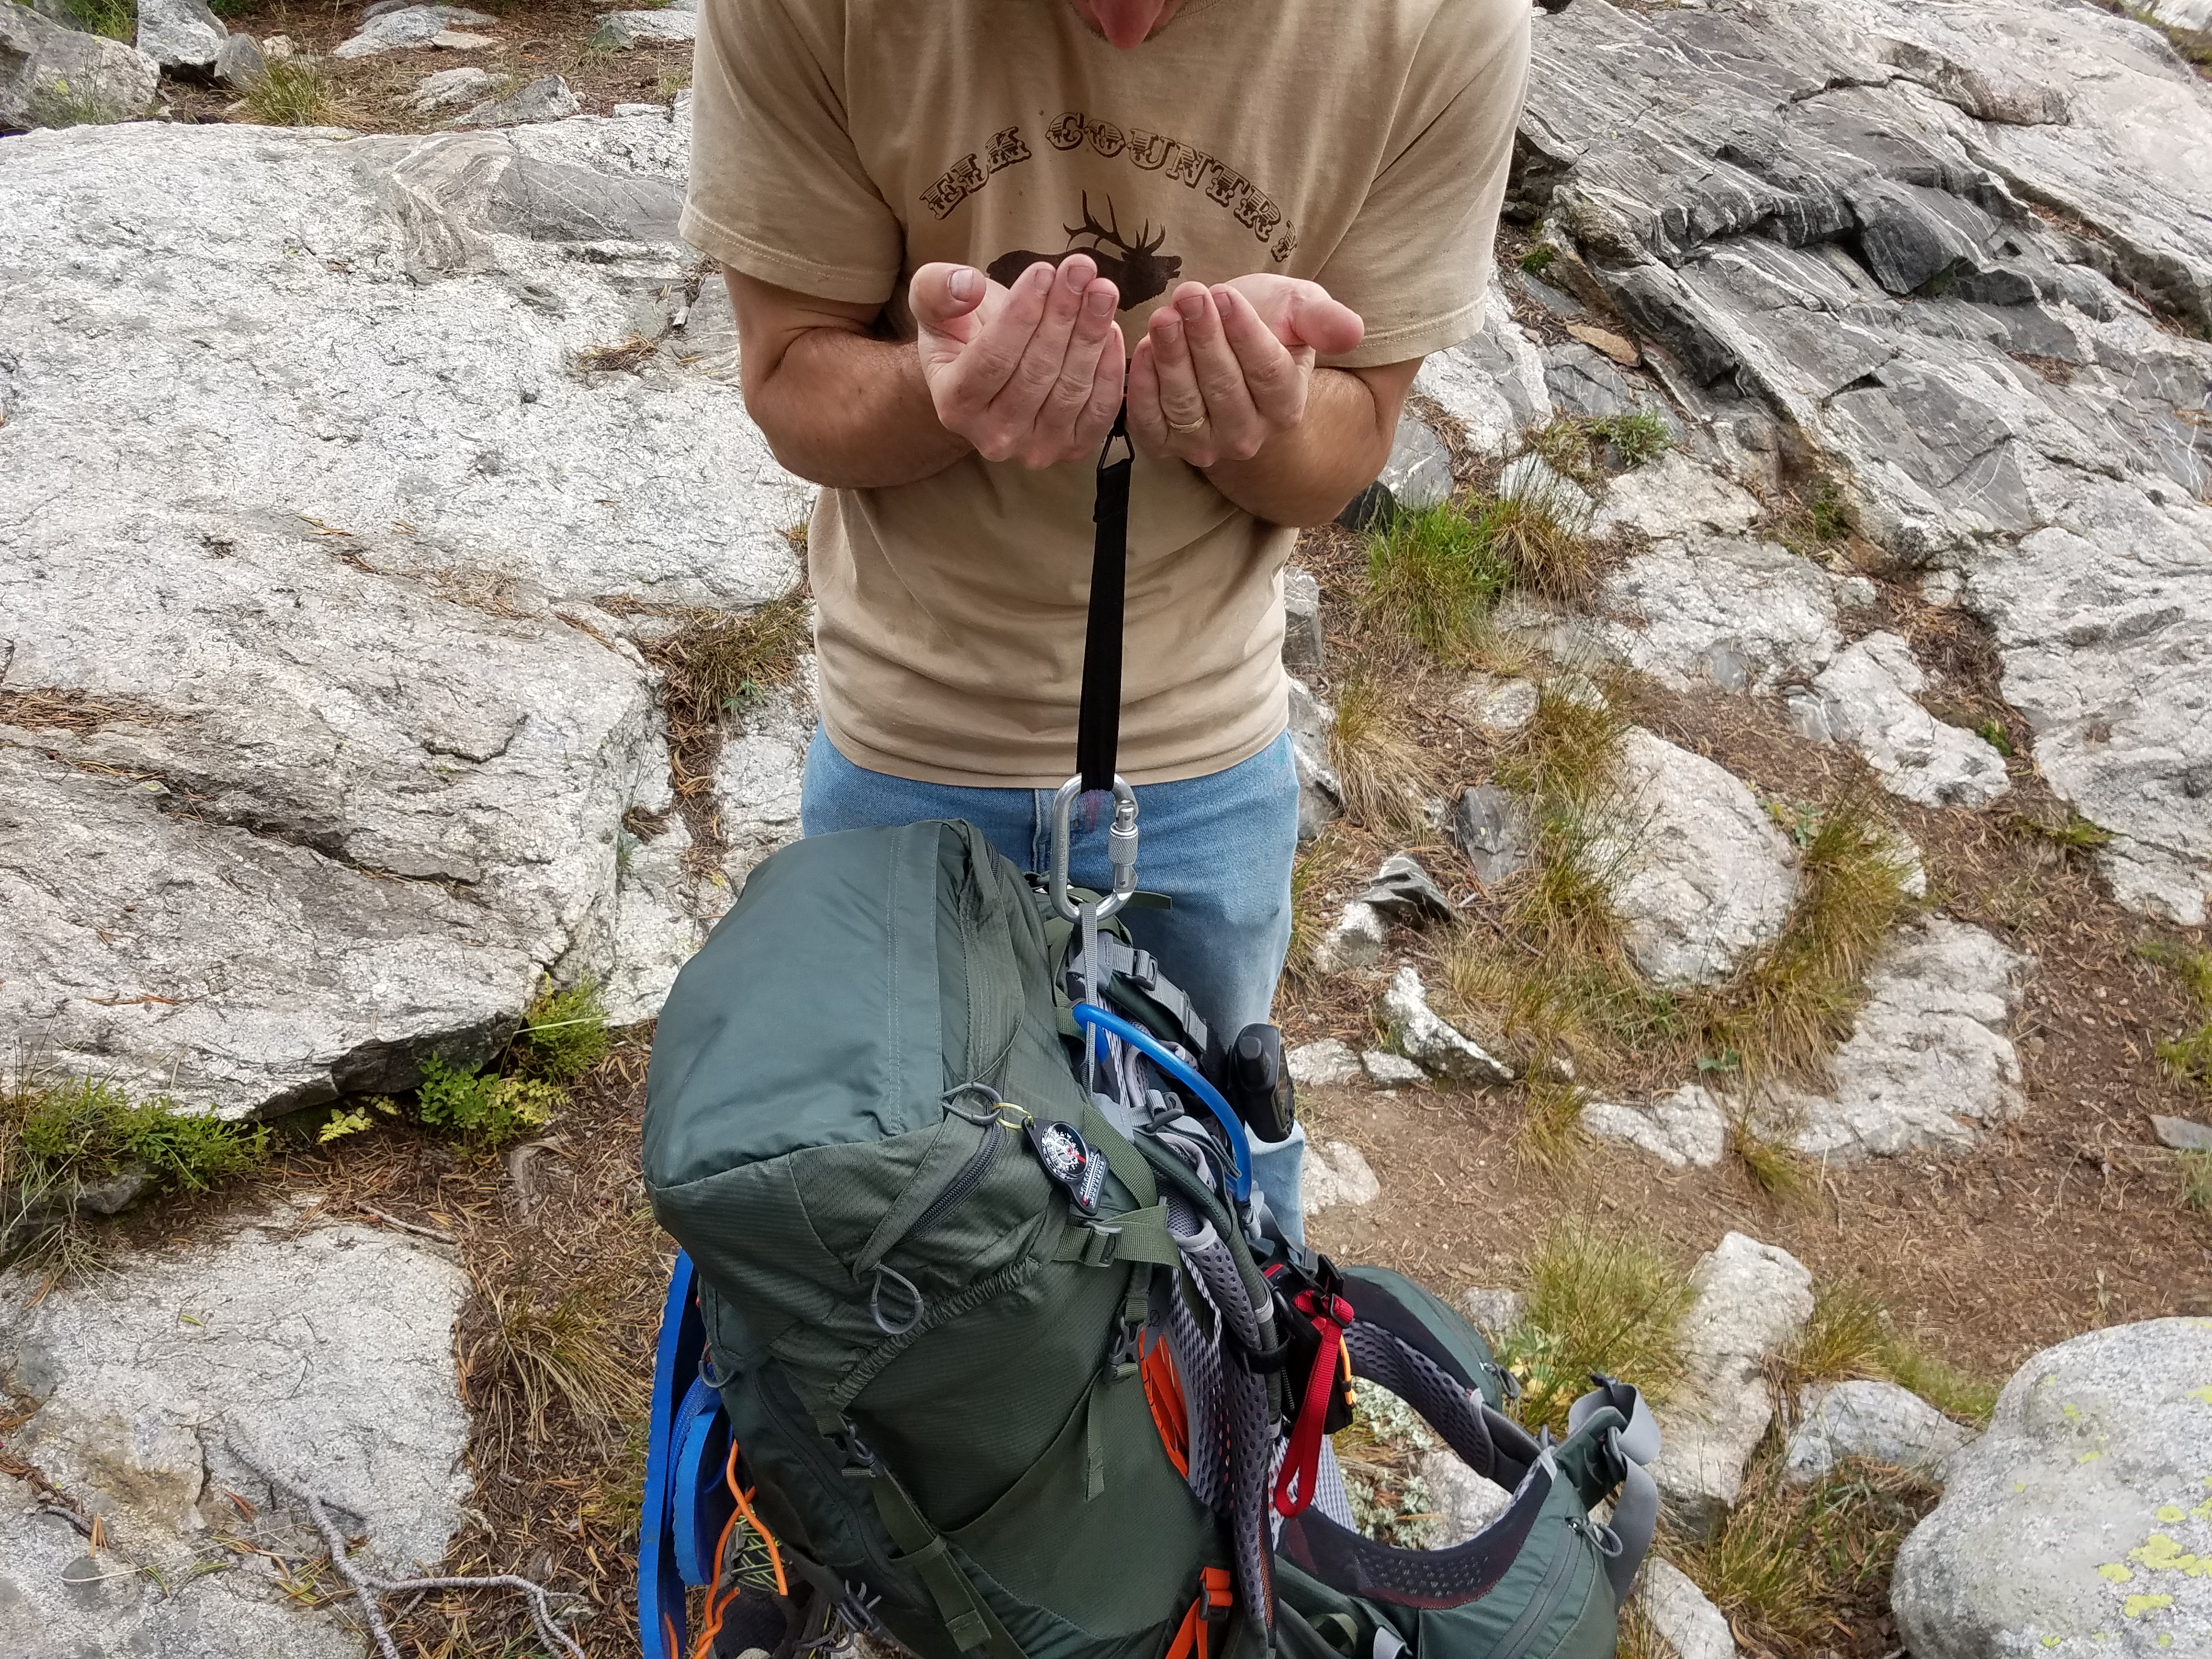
[1271,1293,1352,1517]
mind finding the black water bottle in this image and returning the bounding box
[1227,1023,1296,1143]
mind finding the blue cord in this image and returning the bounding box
[1071,1002,1252,1200]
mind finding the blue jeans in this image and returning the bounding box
[801,727,1308,1242]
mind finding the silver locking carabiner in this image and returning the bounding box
[1047,774,1139,925]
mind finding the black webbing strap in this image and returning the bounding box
[1076,404,1133,793]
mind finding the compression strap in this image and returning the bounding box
[1076,404,1134,794]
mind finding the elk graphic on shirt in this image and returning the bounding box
[988,194,1183,309]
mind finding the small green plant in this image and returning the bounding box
[2164,1027,2212,1090]
[2181,1148,2212,1213]
[242,58,342,128]
[512,981,611,1084]
[415,1053,562,1148]
[1587,410,1673,469]
[319,1108,372,1144]
[2140,940,2212,1005]
[1363,503,1512,659]
[2010,808,2112,853]
[3,1070,269,1269]
[1974,717,2014,757]
[1499,1220,1693,1435]
[1808,480,1851,541]
[1519,245,1558,276]
[25,77,122,128]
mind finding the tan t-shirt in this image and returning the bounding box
[683,0,1531,785]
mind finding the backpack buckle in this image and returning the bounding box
[1072,1218,1123,1267]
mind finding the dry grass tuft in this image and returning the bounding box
[1477,480,1599,606]
[1524,410,1672,490]
[1689,791,1914,1086]
[243,58,345,127]
[1328,652,1447,833]
[1515,1077,1590,1174]
[1731,1119,1812,1200]
[461,1274,648,1462]
[1284,825,1364,989]
[1672,1454,1939,1658]
[1499,1219,1692,1435]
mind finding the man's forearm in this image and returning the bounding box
[1201,366,1407,527]
[744,325,973,490]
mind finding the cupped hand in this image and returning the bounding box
[911,256,1127,468]
[1126,276,1364,467]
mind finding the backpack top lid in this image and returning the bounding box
[644,819,1088,1194]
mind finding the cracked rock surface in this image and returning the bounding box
[0,114,811,1116]
[0,1217,469,1658]
[1521,0,2212,924]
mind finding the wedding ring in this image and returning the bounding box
[1166,414,1208,435]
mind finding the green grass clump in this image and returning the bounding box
[1526,411,1672,489]
[2011,808,2113,854]
[1519,246,1558,276]
[2181,1148,2212,1214]
[512,980,610,1085]
[1499,1220,1692,1435]
[1775,1280,1999,1425]
[1473,487,1597,605]
[242,58,342,128]
[1674,1455,1939,1656]
[415,1053,562,1149]
[2,1070,269,1270]
[2140,940,2212,1094]
[1515,1078,1590,1173]
[54,0,134,40]
[1363,504,1512,659]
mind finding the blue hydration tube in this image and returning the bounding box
[1071,1001,1252,1201]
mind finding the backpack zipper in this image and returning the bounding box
[907,1119,1012,1239]
[1485,1513,1595,1659]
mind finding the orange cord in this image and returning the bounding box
[690,1438,792,1659]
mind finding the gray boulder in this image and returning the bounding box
[1362,1048,1426,1088]
[2153,1115,2212,1153]
[1,2,160,128]
[1651,1232,1815,1534]
[1286,1038,1362,1088]
[1379,966,1514,1085]
[1452,783,1532,885]
[0,116,809,1116]
[210,29,264,89]
[1605,729,1801,988]
[0,1220,469,1656]
[1358,851,1454,923]
[1785,1379,1975,1485]
[332,3,495,57]
[457,71,580,128]
[1893,1318,2212,1657]
[136,0,225,72]
[592,8,701,49]
[1765,917,2029,1159]
[1591,534,1843,696]
[1582,1082,1729,1169]
[1311,900,1389,974]
[1519,0,2212,924]
[1286,676,1344,844]
[1339,415,1454,529]
[1301,1139,1381,1216]
[1792,631,2011,809]
[407,62,494,111]
[1413,272,1553,457]
[1635,1560,1740,1659]
[1282,565,1324,670]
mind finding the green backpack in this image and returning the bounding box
[642,819,1659,1659]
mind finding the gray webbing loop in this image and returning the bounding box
[1568,1378,1662,1603]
